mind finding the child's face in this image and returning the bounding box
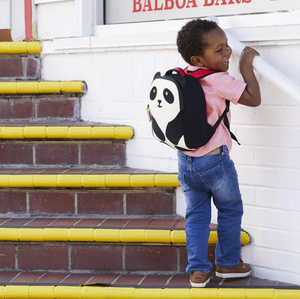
[191,27,232,72]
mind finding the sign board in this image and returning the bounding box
[105,0,300,24]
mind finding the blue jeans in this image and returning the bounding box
[177,145,243,273]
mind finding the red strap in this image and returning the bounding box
[166,68,186,76]
[166,67,216,78]
[174,68,186,76]
[185,68,216,79]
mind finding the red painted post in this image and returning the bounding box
[24,0,32,41]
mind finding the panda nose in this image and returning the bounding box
[158,100,162,104]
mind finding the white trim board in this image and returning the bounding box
[46,12,300,54]
[34,0,72,4]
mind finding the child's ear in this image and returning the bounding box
[190,56,203,67]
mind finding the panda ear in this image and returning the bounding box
[154,72,161,80]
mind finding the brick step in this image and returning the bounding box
[0,272,297,294]
[0,124,133,168]
[0,168,178,188]
[0,218,248,274]
[0,96,81,121]
[0,140,126,168]
[0,218,249,245]
[0,55,40,81]
[0,233,186,273]
[0,42,42,81]
[0,241,189,274]
[0,190,176,217]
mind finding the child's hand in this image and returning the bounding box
[238,47,261,107]
[240,47,260,67]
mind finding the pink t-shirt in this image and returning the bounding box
[183,65,246,157]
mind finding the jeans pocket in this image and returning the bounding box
[178,171,190,192]
[199,164,227,191]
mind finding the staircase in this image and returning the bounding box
[0,42,299,299]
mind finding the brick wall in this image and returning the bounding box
[0,242,192,273]
[0,190,175,217]
[39,15,300,284]
[0,56,40,80]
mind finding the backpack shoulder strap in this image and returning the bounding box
[213,100,240,145]
[185,68,217,80]
[185,68,240,145]
[166,67,216,79]
[223,100,240,145]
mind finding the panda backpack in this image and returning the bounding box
[147,67,239,151]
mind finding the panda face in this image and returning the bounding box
[149,78,181,128]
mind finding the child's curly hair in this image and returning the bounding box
[177,19,218,65]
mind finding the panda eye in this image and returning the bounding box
[163,88,174,104]
[150,86,157,101]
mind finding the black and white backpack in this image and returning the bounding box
[147,67,239,151]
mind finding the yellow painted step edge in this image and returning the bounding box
[0,126,134,139]
[0,286,299,299]
[0,42,42,54]
[0,81,86,94]
[0,174,179,188]
[0,228,250,245]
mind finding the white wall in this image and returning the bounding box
[36,0,77,39]
[0,0,25,41]
[11,0,25,41]
[0,0,10,30]
[37,4,300,285]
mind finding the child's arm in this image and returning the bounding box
[237,47,261,107]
